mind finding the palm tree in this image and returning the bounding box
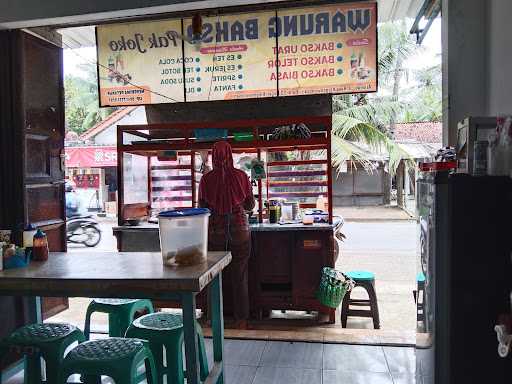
[332,21,419,175]
[403,63,442,122]
[65,63,116,134]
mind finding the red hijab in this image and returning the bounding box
[199,141,251,215]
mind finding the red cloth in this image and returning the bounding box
[199,141,251,215]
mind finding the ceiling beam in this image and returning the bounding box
[0,0,293,29]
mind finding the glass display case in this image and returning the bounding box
[116,116,333,225]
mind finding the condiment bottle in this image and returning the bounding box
[32,229,49,262]
[23,224,37,248]
[0,242,4,271]
[316,195,326,211]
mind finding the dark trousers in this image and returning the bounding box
[208,221,251,321]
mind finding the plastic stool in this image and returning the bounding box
[84,298,154,339]
[0,323,85,383]
[125,312,209,384]
[60,337,157,384]
[341,271,380,329]
[414,272,426,323]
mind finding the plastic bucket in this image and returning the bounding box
[158,208,210,266]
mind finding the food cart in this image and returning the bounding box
[113,115,337,321]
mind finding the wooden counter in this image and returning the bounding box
[113,223,336,322]
[250,224,335,322]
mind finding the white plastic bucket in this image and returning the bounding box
[158,208,210,266]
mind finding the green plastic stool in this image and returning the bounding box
[342,270,380,329]
[84,298,154,339]
[346,270,375,281]
[60,337,157,384]
[414,272,426,323]
[125,312,209,384]
[0,323,85,383]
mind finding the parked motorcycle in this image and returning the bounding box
[66,214,102,247]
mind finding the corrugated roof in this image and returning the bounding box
[79,106,139,141]
[398,142,439,159]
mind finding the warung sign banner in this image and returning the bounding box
[96,1,377,106]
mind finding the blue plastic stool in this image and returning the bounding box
[341,270,380,329]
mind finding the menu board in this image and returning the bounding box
[276,3,377,96]
[97,19,185,106]
[183,11,277,101]
[96,1,377,106]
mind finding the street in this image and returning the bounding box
[337,221,418,331]
[66,216,118,252]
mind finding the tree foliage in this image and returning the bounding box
[65,63,115,135]
[332,20,440,175]
[403,62,442,122]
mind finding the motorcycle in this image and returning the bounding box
[66,214,102,247]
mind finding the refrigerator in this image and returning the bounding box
[416,173,512,384]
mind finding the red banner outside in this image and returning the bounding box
[65,146,118,168]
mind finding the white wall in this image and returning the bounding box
[93,107,147,146]
[488,0,512,116]
[442,0,489,145]
[443,0,512,145]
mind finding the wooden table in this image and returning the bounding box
[0,251,232,384]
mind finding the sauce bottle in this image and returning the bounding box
[316,195,326,211]
[32,229,49,262]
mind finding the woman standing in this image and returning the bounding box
[199,141,255,329]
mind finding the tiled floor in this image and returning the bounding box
[205,339,419,384]
[48,299,418,345]
[5,339,419,383]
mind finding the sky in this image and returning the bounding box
[63,18,442,83]
[405,18,441,69]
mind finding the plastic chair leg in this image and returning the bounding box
[148,342,165,384]
[60,369,72,384]
[44,356,61,383]
[166,337,185,384]
[367,282,380,329]
[81,375,102,384]
[196,325,209,381]
[108,313,123,338]
[25,354,42,384]
[341,290,351,328]
[143,353,158,384]
[84,305,95,340]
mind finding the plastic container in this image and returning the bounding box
[194,129,228,142]
[233,131,254,141]
[0,242,4,271]
[23,224,37,248]
[158,208,210,266]
[316,195,327,211]
[4,247,30,269]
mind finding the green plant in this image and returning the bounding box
[65,63,115,135]
[332,20,435,175]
